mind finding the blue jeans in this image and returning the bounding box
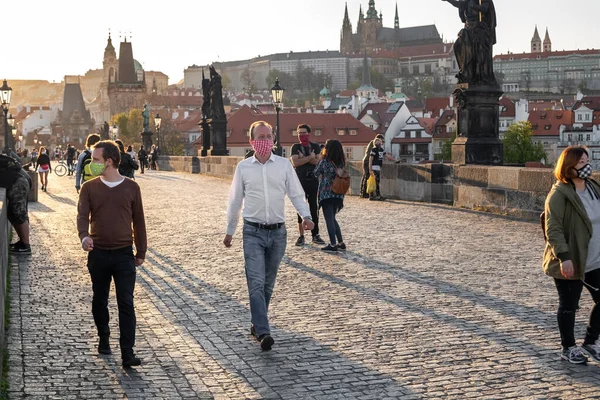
[321,199,343,246]
[242,223,287,336]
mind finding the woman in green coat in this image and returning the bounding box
[544,146,600,364]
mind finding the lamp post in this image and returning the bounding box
[1,79,13,153]
[154,113,162,154]
[270,78,284,156]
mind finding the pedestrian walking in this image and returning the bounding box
[360,134,385,198]
[35,146,52,192]
[115,139,139,179]
[149,145,157,170]
[314,139,346,252]
[75,133,101,193]
[77,140,147,368]
[368,136,397,201]
[127,145,137,163]
[290,123,325,246]
[138,145,148,174]
[66,143,76,176]
[543,145,600,364]
[224,121,314,352]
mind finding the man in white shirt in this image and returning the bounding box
[224,121,314,351]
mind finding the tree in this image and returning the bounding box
[126,109,143,145]
[495,71,505,88]
[220,72,232,91]
[158,117,185,156]
[502,121,547,164]
[266,69,296,93]
[543,78,552,93]
[560,78,575,94]
[353,66,394,93]
[241,65,256,93]
[439,131,456,161]
[520,71,532,96]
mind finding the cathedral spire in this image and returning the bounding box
[343,2,351,29]
[367,0,377,19]
[543,27,552,52]
[394,2,400,29]
[358,4,364,23]
[362,49,371,86]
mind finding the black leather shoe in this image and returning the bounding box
[250,324,257,339]
[258,334,274,351]
[98,336,111,355]
[122,354,142,368]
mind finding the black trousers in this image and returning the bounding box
[67,159,74,175]
[87,246,137,354]
[296,179,319,236]
[554,268,600,349]
[359,161,369,197]
[140,159,146,173]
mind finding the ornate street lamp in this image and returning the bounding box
[270,78,284,156]
[0,79,13,153]
[154,113,162,154]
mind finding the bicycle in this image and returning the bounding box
[54,159,76,177]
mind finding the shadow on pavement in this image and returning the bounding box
[139,248,417,399]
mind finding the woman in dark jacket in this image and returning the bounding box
[314,139,346,252]
[115,140,139,179]
[544,146,600,364]
[34,146,52,192]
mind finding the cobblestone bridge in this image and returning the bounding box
[6,170,600,399]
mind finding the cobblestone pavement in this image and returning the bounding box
[6,170,600,399]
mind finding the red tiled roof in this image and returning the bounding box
[499,97,516,118]
[172,110,202,132]
[433,110,456,139]
[338,90,355,98]
[494,49,600,61]
[418,118,436,135]
[528,110,574,136]
[357,103,400,134]
[424,97,450,117]
[573,97,600,112]
[210,105,375,147]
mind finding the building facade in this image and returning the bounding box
[494,27,600,93]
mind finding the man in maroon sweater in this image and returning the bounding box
[77,140,147,368]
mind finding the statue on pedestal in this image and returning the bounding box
[142,104,150,132]
[443,0,497,87]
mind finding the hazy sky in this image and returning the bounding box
[3,0,599,84]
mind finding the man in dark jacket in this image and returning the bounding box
[66,144,76,176]
[0,153,32,254]
[137,146,148,174]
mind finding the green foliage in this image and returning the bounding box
[502,121,547,164]
[439,131,457,161]
[353,67,393,92]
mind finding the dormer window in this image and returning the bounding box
[544,125,552,130]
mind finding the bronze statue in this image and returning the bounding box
[443,0,497,87]
[209,65,226,121]
[142,104,150,132]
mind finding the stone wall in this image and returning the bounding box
[0,188,9,377]
[155,156,557,219]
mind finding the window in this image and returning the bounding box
[578,134,584,141]
[349,129,357,136]
[578,114,583,121]
[345,147,353,160]
[585,114,591,121]
[338,129,346,136]
[282,148,287,158]
[568,134,573,141]
[587,134,591,141]
[413,66,419,75]
[593,150,600,160]
[314,129,322,136]
[544,125,551,130]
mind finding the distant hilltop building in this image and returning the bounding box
[494,26,600,94]
[340,1,442,54]
[85,33,168,127]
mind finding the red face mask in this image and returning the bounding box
[299,134,310,146]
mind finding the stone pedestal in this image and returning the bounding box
[141,130,153,152]
[208,120,228,156]
[200,120,211,157]
[451,86,503,165]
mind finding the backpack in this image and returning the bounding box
[81,150,94,182]
[0,154,24,191]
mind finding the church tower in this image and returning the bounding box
[362,0,383,51]
[103,32,118,85]
[543,28,552,52]
[340,2,354,54]
[531,26,542,53]
[394,2,400,30]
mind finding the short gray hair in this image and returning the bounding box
[248,121,273,139]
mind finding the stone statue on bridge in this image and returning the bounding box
[443,0,497,87]
[142,104,150,132]
[209,65,226,122]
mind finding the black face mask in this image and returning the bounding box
[577,164,592,180]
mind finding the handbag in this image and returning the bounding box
[40,164,50,172]
[331,162,350,195]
